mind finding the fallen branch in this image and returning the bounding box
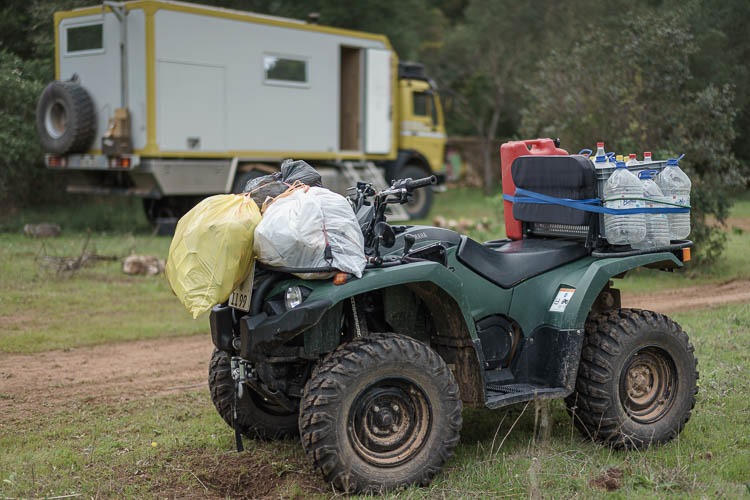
[36,232,118,275]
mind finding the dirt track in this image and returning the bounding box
[1,279,747,418]
[622,278,750,313]
[0,334,213,419]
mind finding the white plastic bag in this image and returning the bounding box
[254,187,366,279]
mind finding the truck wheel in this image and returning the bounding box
[400,165,434,219]
[208,348,298,440]
[566,308,698,449]
[232,170,266,194]
[299,332,462,493]
[36,80,96,155]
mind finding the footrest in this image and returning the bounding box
[485,383,569,409]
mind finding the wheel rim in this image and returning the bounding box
[45,100,67,139]
[348,377,432,467]
[619,346,677,424]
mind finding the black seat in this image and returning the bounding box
[456,237,589,289]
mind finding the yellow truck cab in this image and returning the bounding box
[38,1,446,220]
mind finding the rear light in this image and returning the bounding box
[46,155,67,167]
[108,156,132,169]
[682,248,691,262]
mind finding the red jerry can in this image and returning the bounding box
[501,138,568,240]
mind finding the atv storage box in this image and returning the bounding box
[510,155,596,227]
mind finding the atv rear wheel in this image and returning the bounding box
[299,333,462,493]
[208,348,298,440]
[566,308,698,449]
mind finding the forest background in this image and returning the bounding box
[1,0,748,262]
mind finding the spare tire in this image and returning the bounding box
[36,80,96,155]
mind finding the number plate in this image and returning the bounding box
[229,261,255,312]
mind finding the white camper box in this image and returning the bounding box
[45,1,444,220]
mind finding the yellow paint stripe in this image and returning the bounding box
[54,1,391,48]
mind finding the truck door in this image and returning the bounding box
[364,49,393,155]
[399,80,446,172]
[58,12,123,151]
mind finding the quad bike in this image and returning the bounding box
[207,140,698,493]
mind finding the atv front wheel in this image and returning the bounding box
[208,348,298,440]
[299,333,462,493]
[566,308,698,449]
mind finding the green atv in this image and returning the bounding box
[207,154,697,493]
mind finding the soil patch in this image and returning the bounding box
[590,467,624,491]
[0,334,213,421]
[148,448,326,499]
[708,216,750,233]
[622,278,750,313]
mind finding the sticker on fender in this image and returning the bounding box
[549,288,575,312]
[229,261,255,312]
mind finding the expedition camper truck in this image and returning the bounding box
[38,0,446,221]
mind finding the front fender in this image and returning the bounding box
[292,260,477,338]
[508,252,683,334]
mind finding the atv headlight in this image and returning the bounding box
[284,286,305,309]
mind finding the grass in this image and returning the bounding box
[0,232,206,354]
[1,188,749,353]
[1,190,749,497]
[1,302,748,498]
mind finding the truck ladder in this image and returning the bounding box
[339,161,409,221]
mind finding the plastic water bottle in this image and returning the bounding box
[594,155,610,170]
[604,161,646,245]
[626,153,639,166]
[632,170,670,249]
[595,142,606,158]
[657,157,691,239]
[643,152,653,164]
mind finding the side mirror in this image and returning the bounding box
[373,222,396,248]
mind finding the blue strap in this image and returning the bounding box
[506,188,689,215]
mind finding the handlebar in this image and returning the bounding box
[405,175,437,190]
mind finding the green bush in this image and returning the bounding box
[0,51,48,209]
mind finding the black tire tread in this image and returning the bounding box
[299,332,462,493]
[565,308,698,448]
[208,348,298,440]
[36,80,96,155]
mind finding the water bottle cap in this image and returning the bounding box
[615,161,627,168]
[597,142,604,147]
[595,155,607,162]
[638,170,654,179]
[644,152,651,155]
[629,153,637,159]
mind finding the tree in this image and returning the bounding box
[520,10,746,262]
[421,0,552,193]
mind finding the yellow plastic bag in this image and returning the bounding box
[166,194,261,318]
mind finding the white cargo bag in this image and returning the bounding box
[253,187,367,279]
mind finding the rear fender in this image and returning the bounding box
[508,252,684,335]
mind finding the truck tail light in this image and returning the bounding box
[108,156,132,169]
[46,155,67,167]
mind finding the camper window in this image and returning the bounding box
[263,55,309,87]
[66,23,103,54]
